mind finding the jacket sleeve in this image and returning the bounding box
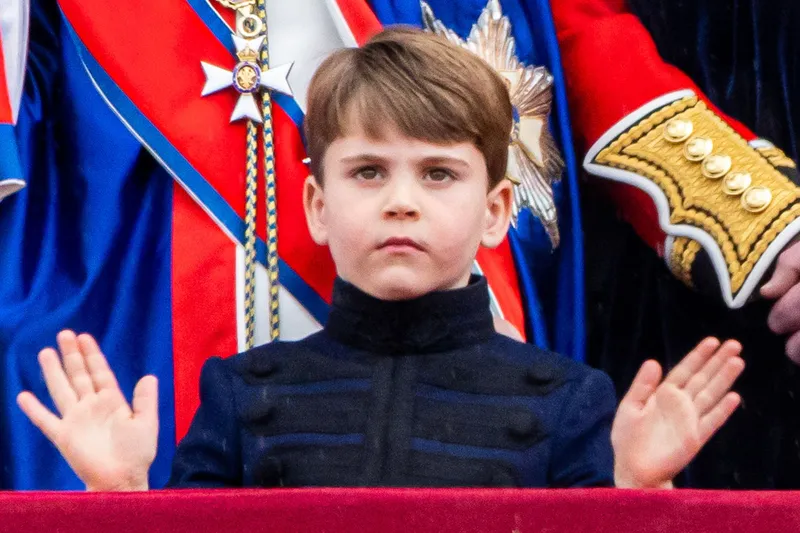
[167,357,243,488]
[548,369,616,487]
[551,0,800,308]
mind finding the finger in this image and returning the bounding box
[663,338,721,387]
[684,340,742,398]
[619,360,662,409]
[77,334,120,394]
[17,391,62,442]
[761,243,800,299]
[698,392,741,445]
[58,330,94,399]
[132,376,159,423]
[767,283,800,334]
[785,330,800,365]
[38,348,78,415]
[694,356,745,416]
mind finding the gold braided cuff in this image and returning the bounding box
[584,91,800,308]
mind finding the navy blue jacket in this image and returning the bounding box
[168,277,616,488]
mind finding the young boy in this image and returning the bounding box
[16,27,744,491]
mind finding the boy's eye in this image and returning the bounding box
[354,167,382,181]
[424,168,455,182]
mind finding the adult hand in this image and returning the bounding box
[761,241,800,363]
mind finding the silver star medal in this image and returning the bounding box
[200,34,294,123]
[422,0,565,247]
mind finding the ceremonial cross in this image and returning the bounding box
[200,34,293,122]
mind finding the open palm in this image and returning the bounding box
[17,331,158,491]
[612,338,745,488]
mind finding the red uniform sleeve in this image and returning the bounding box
[551,0,754,151]
[550,0,758,250]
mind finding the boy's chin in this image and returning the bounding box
[363,269,441,301]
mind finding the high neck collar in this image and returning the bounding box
[324,276,496,354]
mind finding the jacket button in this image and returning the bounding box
[507,411,536,439]
[526,366,556,386]
[254,456,284,487]
[250,358,279,378]
[242,401,275,426]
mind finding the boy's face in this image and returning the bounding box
[304,125,512,300]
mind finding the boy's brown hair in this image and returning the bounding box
[304,26,513,188]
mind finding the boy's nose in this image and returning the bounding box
[382,179,421,220]
[384,204,420,220]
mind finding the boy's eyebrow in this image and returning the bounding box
[340,154,389,165]
[416,155,470,169]
[339,154,471,168]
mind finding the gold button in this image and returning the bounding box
[701,154,732,179]
[663,119,694,143]
[723,172,752,195]
[741,186,772,213]
[684,136,713,161]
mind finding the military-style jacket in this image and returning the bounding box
[169,277,615,488]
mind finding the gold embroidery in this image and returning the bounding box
[756,146,797,169]
[593,96,800,294]
[670,237,702,288]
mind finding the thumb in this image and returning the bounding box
[132,376,159,423]
[761,243,800,299]
[620,360,662,410]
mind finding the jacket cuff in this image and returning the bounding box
[585,91,800,308]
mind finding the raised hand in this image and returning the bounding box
[611,338,744,489]
[16,330,158,491]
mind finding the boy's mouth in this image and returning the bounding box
[378,237,425,252]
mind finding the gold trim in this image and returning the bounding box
[756,146,797,169]
[593,96,800,294]
[670,237,702,288]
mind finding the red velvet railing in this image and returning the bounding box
[2,488,797,532]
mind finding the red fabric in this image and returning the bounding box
[552,0,756,149]
[477,241,526,340]
[333,0,382,45]
[0,25,12,124]
[171,184,238,442]
[1,489,798,532]
[551,0,759,252]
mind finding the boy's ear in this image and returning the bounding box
[303,175,328,246]
[481,178,513,249]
